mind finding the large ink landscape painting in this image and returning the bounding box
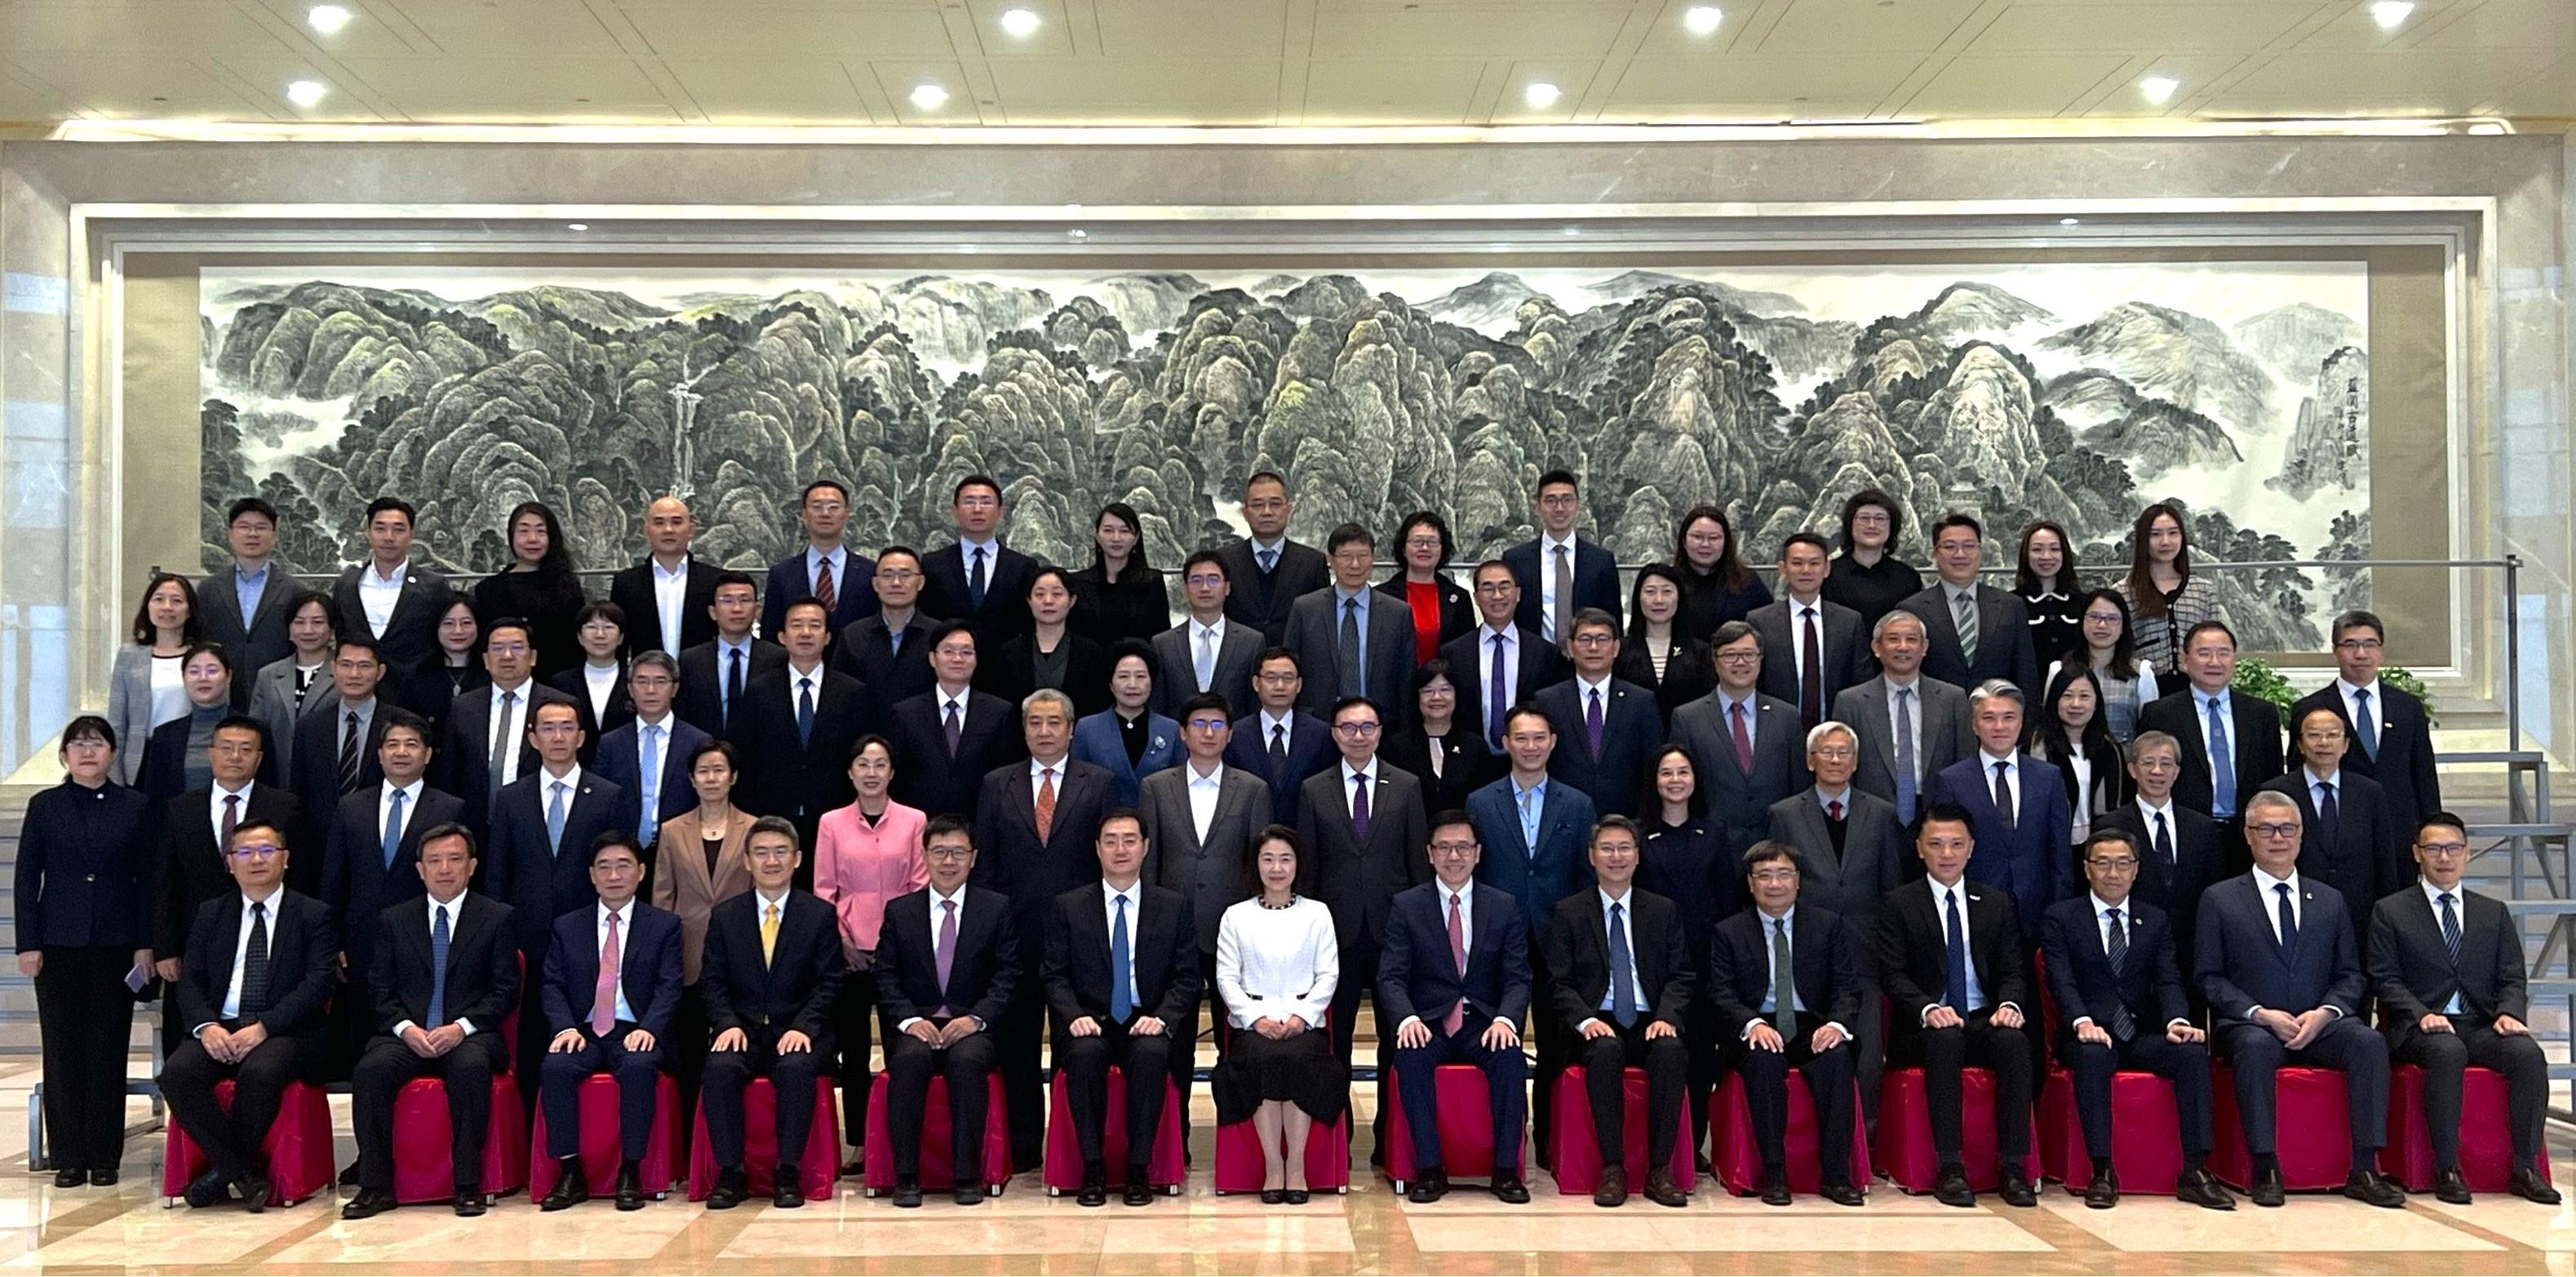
[202,259,2374,650]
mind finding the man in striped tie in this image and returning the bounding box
[1377,813,1532,1204]
[699,818,846,1211]
[536,836,683,1212]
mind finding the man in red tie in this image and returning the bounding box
[536,836,683,1212]
[1377,814,1532,1203]
[760,478,877,645]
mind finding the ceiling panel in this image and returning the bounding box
[1607,52,1914,113]
[334,54,676,117]
[1745,0,1988,54]
[2288,0,2475,51]
[0,2,295,55]
[2414,0,2576,51]
[663,60,878,123]
[1092,0,1288,57]
[962,0,1078,58]
[1309,1,1631,59]
[2076,53,2249,116]
[375,0,629,55]
[1901,52,2129,118]
[1299,59,1486,124]
[5,55,277,118]
[2203,47,2561,114]
[1489,60,1603,122]
[1969,2,2319,52]
[986,56,1282,122]
[864,59,980,122]
[233,0,428,55]
[2483,51,2576,113]
[619,1,957,57]
[0,65,77,119]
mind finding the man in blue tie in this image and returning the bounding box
[1544,816,1691,1208]
[2139,621,2283,873]
[487,700,632,1092]
[1283,525,1417,729]
[591,652,708,855]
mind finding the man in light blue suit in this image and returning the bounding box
[1927,679,2073,940]
[1466,704,1595,1157]
[1071,641,1183,807]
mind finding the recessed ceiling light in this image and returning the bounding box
[1000,7,1041,37]
[566,223,588,231]
[285,79,327,108]
[1067,228,1088,239]
[2369,0,2415,29]
[2059,217,2081,226]
[908,82,949,110]
[1683,5,1723,34]
[305,4,352,34]
[2139,75,2179,105]
[1524,82,1562,108]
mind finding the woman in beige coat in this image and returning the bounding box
[654,738,754,1136]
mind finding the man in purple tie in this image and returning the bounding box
[1533,610,1662,818]
[875,816,1019,1208]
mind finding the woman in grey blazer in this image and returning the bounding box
[246,590,340,780]
[107,572,203,785]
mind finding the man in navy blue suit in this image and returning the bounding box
[1465,704,1594,1156]
[1534,610,1663,818]
[1928,679,2072,939]
[1503,470,1622,645]
[760,479,876,645]
[2194,789,2405,1209]
[319,709,465,1070]
[587,652,707,854]
[2039,830,2232,1211]
[1378,812,1532,1204]
[486,700,632,1089]
[1222,648,1335,827]
[536,834,683,1213]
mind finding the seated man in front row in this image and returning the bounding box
[1546,816,1692,1210]
[537,834,684,1212]
[1705,840,1865,1208]
[2195,789,2405,1208]
[876,814,1019,1208]
[1873,801,2035,1209]
[344,823,519,1221]
[2368,811,2560,1206]
[1377,811,1532,1205]
[699,817,845,1211]
[2038,829,2232,1212]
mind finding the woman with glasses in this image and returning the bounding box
[1213,825,1344,1205]
[1614,564,1716,727]
[1381,659,1501,821]
[1636,743,1740,1155]
[397,592,488,738]
[1821,488,1922,632]
[109,572,204,785]
[1672,505,1772,640]
[1377,511,1474,667]
[2051,589,2159,744]
[811,736,928,1172]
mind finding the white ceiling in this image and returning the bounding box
[2,0,2569,128]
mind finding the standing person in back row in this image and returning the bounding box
[332,498,453,679]
[1821,489,1922,633]
[1901,514,2039,701]
[202,497,299,711]
[1217,472,1330,648]
[2291,610,2441,845]
[921,475,1039,652]
[610,496,718,662]
[1505,471,1623,647]
[761,480,876,646]
[1284,525,1417,729]
[1750,533,1873,734]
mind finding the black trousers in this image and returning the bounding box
[701,1026,825,1173]
[1576,1022,1688,1170]
[838,966,878,1146]
[538,1023,666,1161]
[667,985,710,1156]
[160,1027,320,1184]
[1390,1018,1527,1176]
[998,944,1047,1169]
[36,947,138,1172]
[1173,950,1223,1142]
[881,1020,998,1180]
[1057,1019,1175,1173]
[352,1032,505,1192]
[2217,1014,2386,1159]
[2061,1030,2213,1164]
[2392,1019,2550,1168]
[1732,1013,1858,1186]
[1893,1009,2032,1164]
[1528,942,1564,1157]
[1324,942,1389,1160]
[1680,998,1721,1156]
[510,954,549,1107]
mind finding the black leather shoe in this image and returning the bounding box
[237,1175,273,1213]
[2250,1167,2286,1208]
[1122,1179,1154,1208]
[52,1168,84,1189]
[1284,1188,1310,1205]
[1592,1166,1627,1208]
[2084,1167,2119,1209]
[953,1183,986,1206]
[1759,1171,1792,1207]
[1077,1162,1109,1208]
[891,1177,922,1208]
[539,1160,590,1212]
[2514,1167,2564,1205]
[1490,1175,1531,1204]
[1821,1181,1867,1207]
[2176,1168,2236,1210]
[1696,1151,1714,1176]
[340,1187,398,1221]
[840,1157,867,1177]
[1998,1167,2037,1208]
[614,1163,647,1212]
[87,1169,117,1188]
[1644,1168,1688,1208]
[1932,1166,1975,1208]
[453,1186,485,1218]
[183,1167,230,1208]
[2345,1168,2406,1208]
[706,1168,748,1211]
[771,1166,805,1210]
[1407,1167,1449,1204]
[1259,1188,1287,1205]
[2433,1168,2472,1205]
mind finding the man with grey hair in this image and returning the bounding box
[1832,610,1975,826]
[1929,679,2071,938]
[590,650,709,857]
[1671,620,1810,850]
[1768,718,1903,1118]
[2095,729,2228,970]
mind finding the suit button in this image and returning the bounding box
[83,874,96,882]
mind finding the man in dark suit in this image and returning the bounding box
[2295,610,2441,845]
[157,820,336,1211]
[2095,730,2228,976]
[1535,610,1661,818]
[610,496,720,661]
[1223,647,1336,827]
[2193,789,2405,1208]
[2040,830,2232,1210]
[1505,470,1623,645]
[1751,534,1873,732]
[1041,810,1199,1206]
[486,699,632,1088]
[153,718,308,1047]
[2368,812,2560,1205]
[832,545,942,707]
[919,475,1038,651]
[972,688,1115,1169]
[1152,551,1262,721]
[1927,680,2073,938]
[1137,694,1269,1124]
[1671,622,1811,849]
[341,823,520,1220]
[760,479,877,645]
[876,815,1019,1208]
[1899,514,2037,699]
[734,599,869,859]
[1379,813,1532,1204]
[1443,560,1567,751]
[319,710,464,1064]
[676,573,783,740]
[289,636,392,820]
[2260,707,2401,952]
[1296,695,1430,1142]
[1283,524,1417,729]
[885,623,1026,823]
[1706,841,1868,1207]
[204,497,299,709]
[1768,721,1902,1116]
[1545,816,1691,1208]
[437,618,576,832]
[698,817,847,1211]
[535,835,684,1212]
[1216,471,1330,647]
[1832,610,1975,827]
[331,497,454,677]
[1465,705,1595,1157]
[1873,802,2036,1208]
[588,652,707,854]
[2138,621,2284,868]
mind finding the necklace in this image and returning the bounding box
[1258,893,1297,911]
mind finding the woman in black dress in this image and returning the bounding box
[1068,501,1172,650]
[1614,564,1715,726]
[2025,663,2131,853]
[982,566,1109,716]
[2013,521,2086,672]
[1381,659,1501,821]
[470,500,589,683]
[1213,826,1346,1204]
[1821,487,1922,632]
[1634,743,1740,1155]
[397,592,488,738]
[1671,505,1771,640]
[15,716,153,1187]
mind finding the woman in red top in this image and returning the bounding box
[1375,510,1473,666]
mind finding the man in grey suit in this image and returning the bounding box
[204,497,301,710]
[1770,720,1903,1118]
[1670,622,1811,850]
[1282,524,1417,730]
[1151,552,1262,721]
[1137,692,1271,1130]
[1749,534,1873,734]
[1831,610,1975,827]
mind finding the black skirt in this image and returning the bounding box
[1213,1026,1346,1126]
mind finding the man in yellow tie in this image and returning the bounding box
[698,816,848,1209]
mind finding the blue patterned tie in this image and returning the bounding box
[637,725,661,845]
[2104,909,2134,1040]
[2206,695,2236,818]
[1607,902,1638,1029]
[2353,688,2379,762]
[427,902,451,1029]
[381,787,406,869]
[1110,895,1133,1022]
[1893,686,1918,823]
[2438,891,2460,960]
[546,780,569,855]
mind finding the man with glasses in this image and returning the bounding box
[204,497,298,708]
[698,818,845,1211]
[590,651,708,854]
[2095,731,2228,975]
[1442,560,1565,750]
[1706,841,1866,1208]
[319,708,463,1089]
[536,835,683,1212]
[921,474,1038,650]
[2368,813,2560,1205]
[2294,610,2441,842]
[1377,813,1532,1204]
[2259,707,2401,952]
[1505,470,1622,645]
[1214,471,1329,648]
[1535,609,1660,818]
[1137,693,1269,1127]
[156,716,308,1049]
[876,817,1018,1208]
[1548,817,1690,1208]
[676,572,783,738]
[1151,552,1260,720]
[489,700,633,1091]
[287,636,390,821]
[1673,621,1811,851]
[885,622,1026,823]
[1833,610,1975,826]
[762,479,876,645]
[2040,830,2231,1210]
[834,546,942,707]
[437,618,576,836]
[1900,513,2038,700]
[1222,648,1337,827]
[1284,524,1418,729]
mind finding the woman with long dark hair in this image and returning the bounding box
[1068,501,1173,650]
[108,572,205,785]
[2026,663,2130,848]
[1613,564,1715,725]
[470,501,589,682]
[2115,502,2224,680]
[2013,521,2086,671]
[1635,744,1738,1152]
[1670,505,1771,639]
[1820,488,1922,631]
[2049,588,2159,744]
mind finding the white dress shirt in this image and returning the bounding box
[1980,751,2020,817]
[955,535,999,582]
[595,900,637,1024]
[1538,533,1577,642]
[1030,755,1068,807]
[1258,709,1295,754]
[787,663,825,715]
[393,890,478,1037]
[1101,880,1142,1007]
[651,556,690,651]
[2076,892,2190,1034]
[582,662,620,728]
[1190,619,1230,689]
[1789,599,1825,701]
[209,779,257,846]
[1342,756,1378,819]
[486,681,533,789]
[1573,673,1614,725]
[379,778,424,846]
[898,884,978,1033]
[938,686,972,733]
[2251,865,2305,942]
[1477,623,1521,704]
[1925,877,1993,1015]
[1593,888,1651,1019]
[2338,676,2386,736]
[1186,762,1225,843]
[1884,676,1926,782]
[212,886,289,1028]
[358,561,407,636]
[2136,796,2179,866]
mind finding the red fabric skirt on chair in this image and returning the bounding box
[1546,1066,1698,1196]
[861,1072,1013,1195]
[527,1073,681,1199]
[1710,1071,1870,1197]
[685,1075,841,1202]
[1040,1066,1187,1195]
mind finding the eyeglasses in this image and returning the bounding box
[2088,857,2139,871]
[2335,638,2384,652]
[1570,633,1615,646]
[877,568,920,583]
[1536,494,1579,508]
[1430,841,1479,855]
[925,845,974,861]
[227,843,282,859]
[1473,583,1517,596]
[2133,757,2179,772]
[2249,823,2302,840]
[2419,841,2471,858]
[1332,721,1381,737]
[1748,868,1798,884]
[1714,650,1761,664]
[1256,672,1300,685]
[1186,717,1230,732]
[1184,574,1226,589]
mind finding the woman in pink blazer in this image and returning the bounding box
[811,734,929,1165]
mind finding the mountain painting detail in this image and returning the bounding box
[200,261,2375,650]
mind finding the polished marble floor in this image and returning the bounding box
[2,1056,2574,1275]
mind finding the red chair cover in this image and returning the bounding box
[527,1073,681,1198]
[1710,1071,1871,1197]
[391,1075,530,1204]
[1545,1066,1698,1195]
[1041,1066,1187,1192]
[1386,1063,1525,1188]
[159,1080,337,1206]
[1213,1107,1351,1193]
[1873,1066,2041,1192]
[2037,1067,2184,1192]
[861,1072,1013,1194]
[2383,1063,2553,1193]
[685,1076,842,1201]
[2210,1065,2348,1191]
